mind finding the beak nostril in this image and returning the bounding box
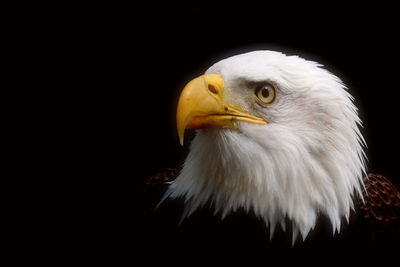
[208,84,218,94]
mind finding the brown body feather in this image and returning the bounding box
[357,173,400,231]
[145,168,177,192]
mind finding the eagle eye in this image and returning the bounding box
[254,83,276,105]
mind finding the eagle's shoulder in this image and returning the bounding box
[145,168,177,190]
[356,173,400,234]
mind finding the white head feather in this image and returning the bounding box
[166,50,367,242]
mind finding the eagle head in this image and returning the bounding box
[167,50,367,242]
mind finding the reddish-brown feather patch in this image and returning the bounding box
[144,168,177,192]
[358,173,400,224]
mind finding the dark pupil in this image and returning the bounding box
[261,88,270,98]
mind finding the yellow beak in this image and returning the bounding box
[176,74,266,145]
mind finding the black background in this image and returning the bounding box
[57,3,400,265]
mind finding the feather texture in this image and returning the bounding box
[358,173,400,228]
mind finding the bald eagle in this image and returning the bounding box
[148,51,400,245]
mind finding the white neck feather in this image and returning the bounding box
[168,117,366,241]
